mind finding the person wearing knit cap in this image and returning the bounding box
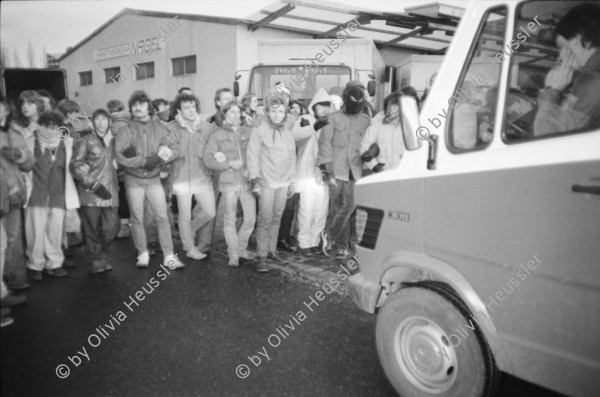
[247,92,296,272]
[317,83,371,259]
[24,110,80,281]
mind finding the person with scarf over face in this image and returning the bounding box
[24,110,80,281]
[70,109,120,274]
[204,100,256,268]
[360,91,421,174]
[291,88,332,257]
[317,81,371,259]
[247,92,296,272]
[167,93,216,261]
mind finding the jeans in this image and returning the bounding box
[125,175,173,256]
[297,192,328,249]
[25,206,65,270]
[79,206,120,261]
[326,179,355,250]
[222,189,256,259]
[277,193,297,242]
[177,187,216,252]
[197,175,221,252]
[2,208,27,284]
[256,186,288,257]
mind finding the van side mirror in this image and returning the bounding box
[233,81,240,97]
[367,80,376,97]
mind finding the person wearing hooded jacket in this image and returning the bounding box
[360,92,421,173]
[291,88,332,257]
[70,109,120,274]
[317,82,371,259]
[247,92,296,272]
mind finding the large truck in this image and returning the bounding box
[1,68,68,106]
[348,0,600,396]
[233,38,392,111]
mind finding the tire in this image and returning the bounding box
[376,285,500,397]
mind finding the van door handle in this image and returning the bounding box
[572,184,600,195]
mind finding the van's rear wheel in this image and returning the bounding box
[376,285,500,397]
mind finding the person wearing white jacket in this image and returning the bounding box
[360,92,421,173]
[291,88,332,257]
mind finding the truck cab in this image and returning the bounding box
[348,1,600,396]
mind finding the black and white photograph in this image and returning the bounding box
[1,0,599,396]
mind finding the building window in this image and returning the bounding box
[79,71,92,86]
[104,67,121,84]
[136,62,155,80]
[172,55,196,76]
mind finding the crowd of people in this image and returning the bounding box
[0,79,421,327]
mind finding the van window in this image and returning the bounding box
[503,1,600,142]
[447,8,506,152]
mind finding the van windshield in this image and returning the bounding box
[249,65,351,102]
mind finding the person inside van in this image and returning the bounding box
[533,3,600,136]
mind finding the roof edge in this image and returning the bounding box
[58,8,242,62]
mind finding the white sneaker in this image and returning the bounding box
[186,247,207,260]
[164,254,185,270]
[136,251,150,268]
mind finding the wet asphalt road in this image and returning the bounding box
[1,237,565,397]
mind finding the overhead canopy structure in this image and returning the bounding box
[243,0,465,54]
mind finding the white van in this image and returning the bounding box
[348,1,600,396]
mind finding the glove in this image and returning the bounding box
[300,118,310,127]
[314,116,329,131]
[143,153,162,171]
[372,163,385,173]
[122,145,137,158]
[0,147,22,162]
[287,183,295,198]
[93,184,112,200]
[251,178,261,199]
[361,142,380,163]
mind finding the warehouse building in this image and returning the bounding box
[58,0,460,115]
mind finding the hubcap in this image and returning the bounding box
[393,316,458,394]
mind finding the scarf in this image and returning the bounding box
[176,113,200,134]
[37,127,60,151]
[222,120,241,133]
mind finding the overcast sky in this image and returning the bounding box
[1,0,469,66]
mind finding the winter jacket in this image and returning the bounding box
[114,118,179,179]
[0,124,35,210]
[360,96,421,171]
[70,129,119,207]
[16,121,80,210]
[110,111,131,134]
[204,123,253,192]
[317,110,370,181]
[167,118,214,195]
[292,88,331,194]
[247,119,296,189]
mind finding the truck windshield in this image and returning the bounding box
[249,65,351,102]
